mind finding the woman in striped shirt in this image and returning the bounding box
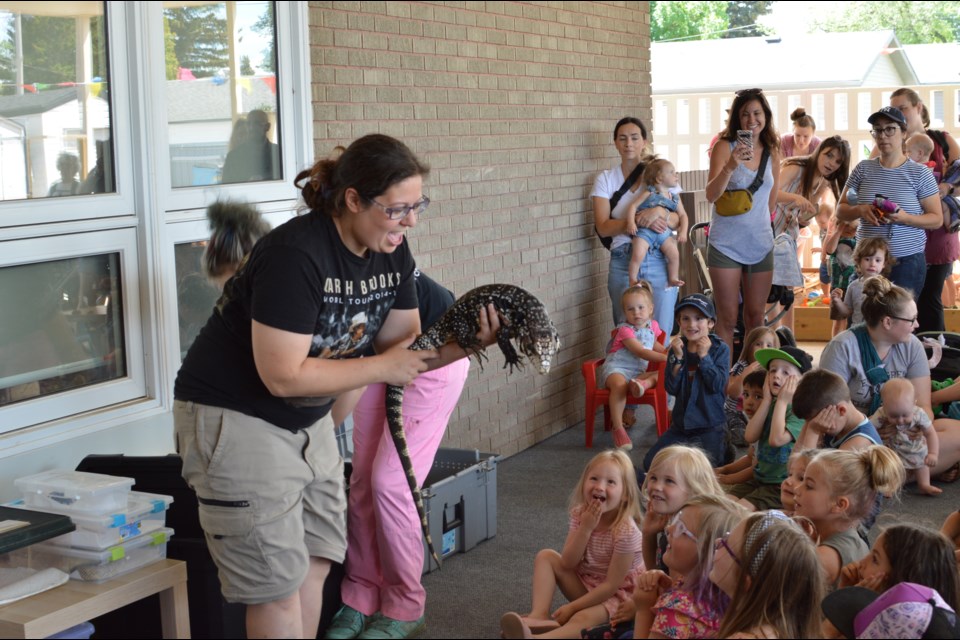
[836,106,942,299]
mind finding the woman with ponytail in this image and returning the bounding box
[174,134,499,638]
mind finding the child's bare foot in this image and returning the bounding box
[501,612,533,639]
[612,427,633,451]
[668,278,685,287]
[919,484,943,496]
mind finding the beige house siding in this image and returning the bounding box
[864,53,906,87]
[307,1,651,456]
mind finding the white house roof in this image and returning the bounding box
[902,44,960,85]
[652,31,917,94]
[165,77,278,123]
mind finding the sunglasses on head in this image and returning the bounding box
[736,88,763,98]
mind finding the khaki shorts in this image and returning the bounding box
[726,477,784,511]
[174,400,346,605]
[707,245,774,273]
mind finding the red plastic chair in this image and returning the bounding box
[581,333,670,448]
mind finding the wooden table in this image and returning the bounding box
[0,559,189,639]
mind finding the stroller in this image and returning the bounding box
[687,221,796,361]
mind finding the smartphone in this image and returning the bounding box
[736,129,754,149]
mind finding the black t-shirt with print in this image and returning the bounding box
[174,211,417,431]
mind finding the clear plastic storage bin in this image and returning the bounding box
[5,492,173,550]
[15,471,134,515]
[24,528,174,583]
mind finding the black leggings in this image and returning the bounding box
[918,263,953,333]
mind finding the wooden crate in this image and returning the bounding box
[793,305,833,341]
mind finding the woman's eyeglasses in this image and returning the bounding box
[714,534,742,567]
[736,88,763,97]
[668,511,697,542]
[889,314,919,325]
[365,196,430,220]
[870,125,901,138]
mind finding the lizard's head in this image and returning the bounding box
[522,318,561,375]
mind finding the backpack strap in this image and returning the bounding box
[595,162,646,250]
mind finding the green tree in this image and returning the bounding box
[164,18,178,80]
[164,5,228,78]
[650,1,729,42]
[814,1,958,43]
[251,3,276,73]
[724,1,773,38]
[240,54,254,76]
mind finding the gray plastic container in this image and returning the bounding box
[420,448,499,574]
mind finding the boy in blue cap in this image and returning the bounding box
[642,293,730,469]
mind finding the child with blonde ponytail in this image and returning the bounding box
[794,446,905,585]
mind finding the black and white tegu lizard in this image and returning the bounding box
[385,284,561,568]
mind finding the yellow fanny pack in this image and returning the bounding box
[715,147,769,217]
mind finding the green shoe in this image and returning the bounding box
[358,614,425,639]
[324,605,374,639]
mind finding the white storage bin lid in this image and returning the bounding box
[15,471,134,503]
[4,491,170,530]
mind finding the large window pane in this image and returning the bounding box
[0,255,126,407]
[165,1,280,188]
[0,2,114,201]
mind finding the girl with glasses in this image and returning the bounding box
[629,495,747,639]
[709,511,824,639]
[837,105,942,302]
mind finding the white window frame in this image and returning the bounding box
[0,227,148,439]
[148,1,311,214]
[0,1,312,454]
[0,2,137,232]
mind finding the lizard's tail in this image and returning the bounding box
[385,383,442,570]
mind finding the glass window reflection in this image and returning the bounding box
[165,1,280,188]
[174,241,220,359]
[0,2,113,201]
[0,255,126,407]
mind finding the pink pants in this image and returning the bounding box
[341,358,470,621]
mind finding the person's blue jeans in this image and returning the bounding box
[888,251,927,302]
[642,424,726,471]
[608,243,679,334]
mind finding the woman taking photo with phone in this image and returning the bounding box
[705,88,781,359]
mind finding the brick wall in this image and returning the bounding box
[308,1,652,456]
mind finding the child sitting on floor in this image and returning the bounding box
[794,446,905,586]
[715,369,766,486]
[726,346,811,512]
[724,327,779,448]
[631,495,747,639]
[500,450,644,639]
[625,158,689,289]
[793,368,882,452]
